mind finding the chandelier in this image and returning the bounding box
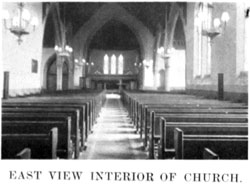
[2,2,39,44]
[202,12,230,40]
[54,44,73,57]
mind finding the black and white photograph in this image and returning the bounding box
[0,0,249,185]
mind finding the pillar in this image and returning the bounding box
[68,57,74,89]
[3,71,9,99]
[164,58,170,91]
[218,73,224,100]
[119,79,122,92]
[56,55,63,91]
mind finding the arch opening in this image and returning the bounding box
[168,15,186,91]
[46,57,69,91]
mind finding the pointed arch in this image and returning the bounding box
[72,3,154,62]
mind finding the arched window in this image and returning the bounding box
[111,54,117,74]
[194,3,212,78]
[118,54,124,74]
[103,54,109,74]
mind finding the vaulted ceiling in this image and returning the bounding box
[43,2,187,49]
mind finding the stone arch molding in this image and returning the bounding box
[72,3,154,62]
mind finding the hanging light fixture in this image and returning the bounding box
[2,2,39,44]
[202,11,230,40]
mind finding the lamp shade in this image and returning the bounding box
[213,18,221,28]
[3,10,10,19]
[221,12,230,23]
[12,16,19,27]
[22,9,31,21]
[31,17,39,26]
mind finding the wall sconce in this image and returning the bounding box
[142,59,152,68]
[74,59,81,67]
[74,59,79,64]
[202,11,230,40]
[54,44,73,57]
[74,58,87,69]
[91,62,94,66]
[157,47,174,59]
[134,62,142,67]
[2,2,39,44]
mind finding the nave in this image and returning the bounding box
[1,90,248,160]
[80,94,147,159]
[1,1,249,163]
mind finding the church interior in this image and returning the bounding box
[1,1,249,160]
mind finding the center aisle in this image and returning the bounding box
[80,94,147,159]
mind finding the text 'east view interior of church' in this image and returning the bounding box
[1,1,249,160]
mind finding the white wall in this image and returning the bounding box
[185,2,248,102]
[2,2,44,97]
[168,49,186,90]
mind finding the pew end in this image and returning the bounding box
[15,148,31,159]
[203,148,219,160]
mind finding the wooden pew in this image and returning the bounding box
[147,112,248,159]
[2,114,72,159]
[158,118,248,159]
[2,107,82,155]
[174,128,248,159]
[2,90,106,151]
[140,106,248,138]
[3,101,89,140]
[2,128,58,159]
[122,90,246,126]
[146,111,248,146]
[15,148,31,159]
[124,93,247,133]
[203,148,219,160]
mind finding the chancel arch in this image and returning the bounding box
[85,19,142,91]
[72,3,155,89]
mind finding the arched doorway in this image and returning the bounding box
[47,59,69,91]
[47,59,56,91]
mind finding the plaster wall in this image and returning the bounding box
[88,49,139,75]
[185,2,248,102]
[2,2,44,97]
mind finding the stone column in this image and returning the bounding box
[68,57,74,89]
[56,55,63,91]
[119,79,122,92]
[164,57,170,91]
[3,71,9,99]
